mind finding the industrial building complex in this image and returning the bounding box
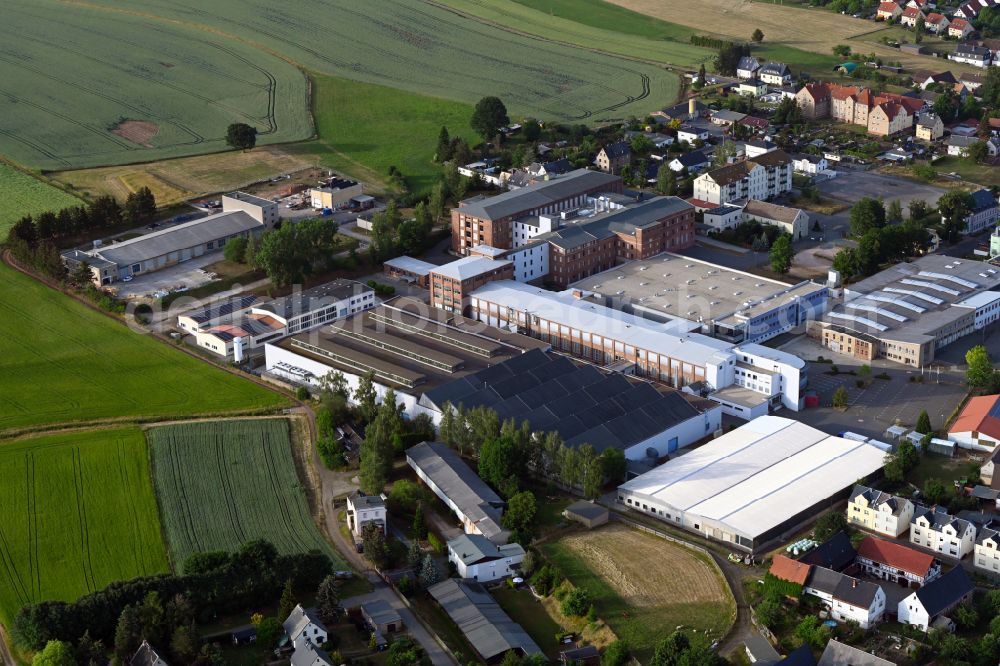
[467,280,807,416]
[569,253,828,344]
[618,416,887,552]
[812,255,1000,366]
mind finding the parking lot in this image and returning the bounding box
[112,251,224,299]
[811,171,947,238]
[793,364,968,441]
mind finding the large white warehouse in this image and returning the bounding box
[617,416,886,553]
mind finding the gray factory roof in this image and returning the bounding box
[254,279,372,320]
[570,253,825,325]
[455,169,620,221]
[88,210,263,266]
[406,442,507,542]
[225,191,275,208]
[448,533,525,565]
[431,256,511,281]
[826,255,1000,342]
[424,348,705,453]
[383,255,437,276]
[427,579,542,661]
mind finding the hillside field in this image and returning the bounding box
[0,428,170,626]
[0,164,82,237]
[148,419,342,568]
[86,0,678,124]
[0,0,312,170]
[542,524,735,662]
[0,262,287,434]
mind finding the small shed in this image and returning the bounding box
[928,438,955,457]
[744,636,781,664]
[360,599,403,634]
[560,645,600,665]
[905,430,927,447]
[564,501,609,529]
[885,424,908,441]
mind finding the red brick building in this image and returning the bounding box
[429,256,514,314]
[540,196,696,287]
[450,169,622,255]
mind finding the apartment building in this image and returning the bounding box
[595,142,632,174]
[428,256,514,314]
[450,169,622,254]
[915,112,944,141]
[957,189,999,235]
[795,83,923,136]
[692,151,793,205]
[974,525,1000,576]
[847,485,915,537]
[909,505,976,558]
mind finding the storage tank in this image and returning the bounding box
[689,98,697,118]
[233,336,245,364]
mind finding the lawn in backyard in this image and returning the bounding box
[0,428,169,626]
[148,419,342,568]
[0,262,286,434]
[541,524,735,662]
[0,163,82,237]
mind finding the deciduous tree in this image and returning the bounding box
[769,234,793,274]
[226,123,257,151]
[471,96,510,143]
[967,345,995,387]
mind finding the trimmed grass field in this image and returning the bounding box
[928,156,1000,189]
[0,262,286,434]
[0,163,82,237]
[542,524,735,662]
[148,419,342,568]
[0,428,170,626]
[51,146,318,206]
[287,74,480,195]
[0,0,312,170]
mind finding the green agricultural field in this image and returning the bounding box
[0,163,82,237]
[0,263,287,434]
[148,419,342,568]
[0,0,312,170]
[286,75,479,195]
[435,0,713,67]
[0,428,170,626]
[89,0,678,124]
[513,0,700,41]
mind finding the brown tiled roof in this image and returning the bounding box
[749,149,792,167]
[706,161,753,186]
[878,1,899,11]
[857,536,935,576]
[926,12,947,23]
[743,200,802,224]
[799,82,830,101]
[769,554,812,585]
[903,6,924,17]
[874,102,903,121]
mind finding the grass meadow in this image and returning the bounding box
[0,0,312,170]
[0,164,82,237]
[0,428,170,626]
[148,419,342,568]
[541,524,735,662]
[0,263,287,434]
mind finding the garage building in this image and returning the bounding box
[618,415,886,553]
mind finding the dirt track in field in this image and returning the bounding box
[561,524,729,608]
[605,0,972,72]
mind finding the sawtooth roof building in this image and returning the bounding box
[812,255,1000,366]
[617,416,886,552]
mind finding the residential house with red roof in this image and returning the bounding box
[877,1,903,20]
[949,17,976,39]
[924,12,950,33]
[769,554,812,587]
[950,395,1000,487]
[856,536,942,588]
[901,6,925,27]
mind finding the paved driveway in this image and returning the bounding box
[342,587,458,666]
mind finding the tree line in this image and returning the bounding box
[5,188,157,282]
[13,540,331,654]
[223,216,347,287]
